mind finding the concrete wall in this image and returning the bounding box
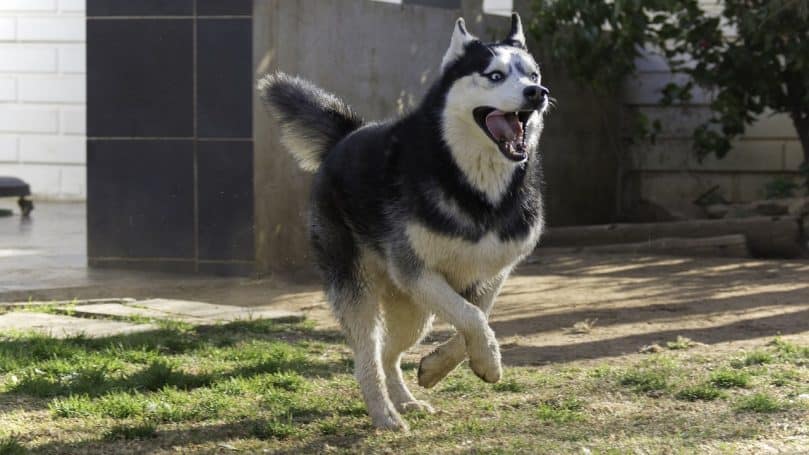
[623,0,804,217]
[0,0,85,201]
[253,0,621,273]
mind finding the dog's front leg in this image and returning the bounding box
[417,273,507,388]
[407,271,502,383]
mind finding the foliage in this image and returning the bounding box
[764,177,800,199]
[528,0,809,176]
[658,0,809,164]
[529,0,690,141]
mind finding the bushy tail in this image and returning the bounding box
[258,72,363,172]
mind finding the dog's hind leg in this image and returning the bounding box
[381,296,435,414]
[332,286,408,431]
[417,273,507,388]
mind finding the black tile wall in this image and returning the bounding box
[86,1,255,275]
[198,262,256,277]
[87,140,195,258]
[197,19,253,138]
[87,0,194,17]
[87,19,194,137]
[402,0,461,9]
[197,0,252,15]
[89,258,197,274]
[197,141,254,261]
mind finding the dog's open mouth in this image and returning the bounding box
[473,107,533,162]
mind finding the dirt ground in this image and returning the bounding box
[6,251,809,369]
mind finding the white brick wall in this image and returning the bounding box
[0,0,84,200]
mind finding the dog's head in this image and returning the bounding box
[441,14,549,163]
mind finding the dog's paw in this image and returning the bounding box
[467,334,502,384]
[417,351,459,389]
[396,400,435,414]
[371,411,410,432]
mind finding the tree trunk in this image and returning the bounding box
[790,112,809,167]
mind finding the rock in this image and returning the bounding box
[788,197,809,217]
[704,204,730,219]
[753,201,789,216]
[639,344,663,354]
[620,199,685,223]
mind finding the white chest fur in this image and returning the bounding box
[405,221,542,291]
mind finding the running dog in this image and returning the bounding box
[258,13,549,431]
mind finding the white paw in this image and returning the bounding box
[418,349,461,388]
[467,331,502,383]
[396,400,435,414]
[370,409,409,432]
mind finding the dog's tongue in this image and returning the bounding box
[485,110,522,141]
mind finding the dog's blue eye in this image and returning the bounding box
[530,72,539,82]
[487,71,505,82]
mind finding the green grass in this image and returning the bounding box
[536,398,584,423]
[769,338,809,365]
[732,350,773,368]
[710,369,751,389]
[491,377,525,393]
[675,385,723,401]
[103,421,158,440]
[251,417,302,440]
[666,336,695,350]
[619,369,669,393]
[1,318,807,454]
[0,434,26,455]
[735,393,786,413]
[770,369,801,387]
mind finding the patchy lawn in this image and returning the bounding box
[0,319,806,454]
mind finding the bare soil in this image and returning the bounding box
[8,252,809,369]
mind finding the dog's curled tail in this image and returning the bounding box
[258,72,363,172]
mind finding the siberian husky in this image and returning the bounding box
[259,13,549,431]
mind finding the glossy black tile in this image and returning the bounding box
[88,258,197,274]
[87,19,193,137]
[87,140,195,258]
[197,141,254,261]
[87,0,194,17]
[197,262,255,276]
[197,18,253,138]
[197,0,253,16]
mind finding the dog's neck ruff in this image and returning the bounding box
[441,112,521,205]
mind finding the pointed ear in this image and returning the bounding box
[441,18,477,71]
[504,13,526,48]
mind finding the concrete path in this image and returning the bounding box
[0,312,158,338]
[0,298,303,339]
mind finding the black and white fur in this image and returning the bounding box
[259,14,549,431]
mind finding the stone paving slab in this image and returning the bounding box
[0,312,159,338]
[66,303,202,322]
[130,299,302,322]
[0,298,136,309]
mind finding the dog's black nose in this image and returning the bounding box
[523,85,549,102]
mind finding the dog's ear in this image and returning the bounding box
[503,13,526,49]
[441,18,477,71]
